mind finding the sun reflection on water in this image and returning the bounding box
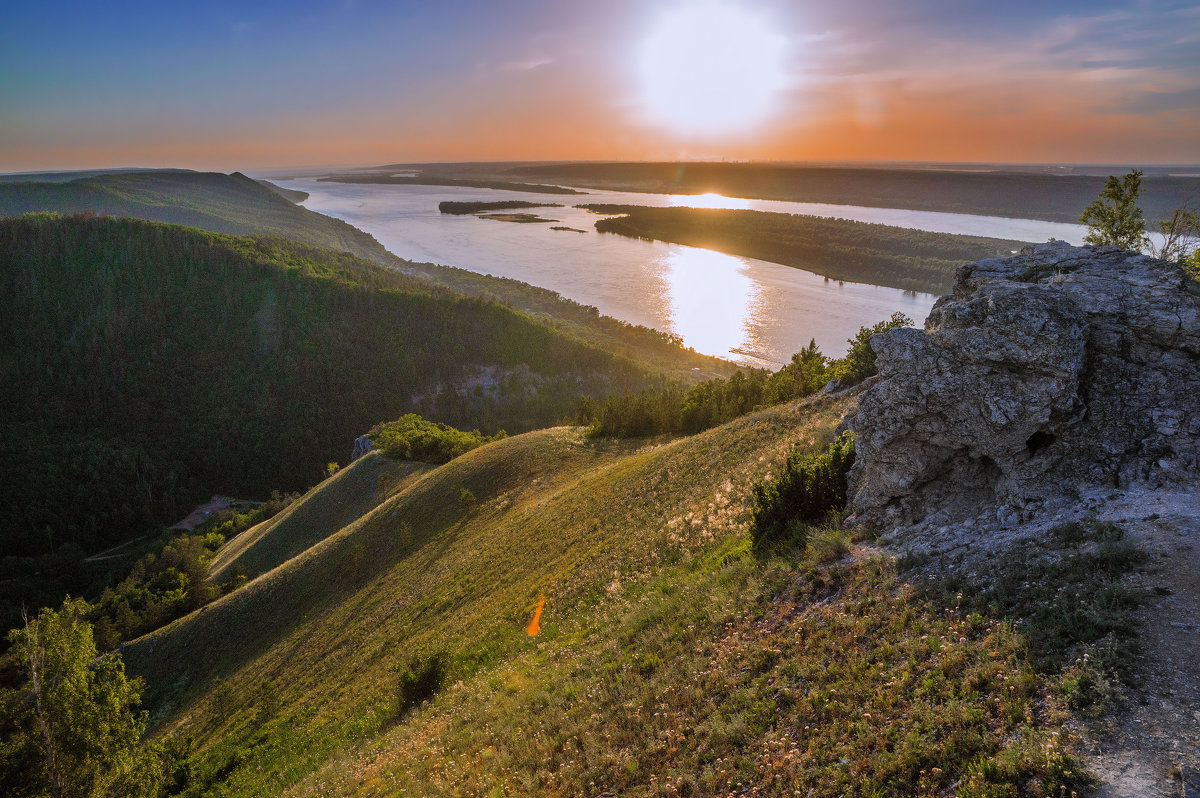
[668,192,752,210]
[661,247,763,362]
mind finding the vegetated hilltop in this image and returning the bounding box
[583,204,1025,294]
[511,161,1200,224]
[845,242,1200,796]
[0,169,726,379]
[0,213,661,567]
[0,170,384,259]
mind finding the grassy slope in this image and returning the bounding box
[511,162,1200,224]
[124,394,1084,797]
[207,452,429,585]
[585,205,1025,294]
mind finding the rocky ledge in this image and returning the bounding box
[846,241,1200,533]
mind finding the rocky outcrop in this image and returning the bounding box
[351,434,375,462]
[846,242,1200,531]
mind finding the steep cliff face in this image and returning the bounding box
[845,241,1200,531]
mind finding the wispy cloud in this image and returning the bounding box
[501,56,553,72]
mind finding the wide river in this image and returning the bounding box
[280,177,1087,365]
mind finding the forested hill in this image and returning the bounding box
[0,214,656,560]
[0,170,726,378]
[0,170,390,262]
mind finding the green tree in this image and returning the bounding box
[1,599,161,798]
[829,312,913,387]
[1080,169,1149,251]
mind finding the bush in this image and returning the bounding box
[369,414,506,464]
[751,432,855,553]
[395,652,448,715]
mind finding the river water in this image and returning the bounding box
[281,177,1087,365]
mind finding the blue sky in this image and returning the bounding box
[1,0,1197,170]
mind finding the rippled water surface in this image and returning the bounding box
[284,178,1084,364]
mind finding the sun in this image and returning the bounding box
[638,2,789,136]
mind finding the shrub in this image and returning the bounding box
[751,432,855,553]
[369,414,506,464]
[395,652,448,715]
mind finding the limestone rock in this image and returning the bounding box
[846,242,1200,530]
[350,434,375,462]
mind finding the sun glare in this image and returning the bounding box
[639,2,789,135]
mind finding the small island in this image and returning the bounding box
[550,225,587,233]
[479,212,560,224]
[439,200,563,215]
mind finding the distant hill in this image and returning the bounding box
[0,214,660,562]
[0,170,390,260]
[509,162,1200,224]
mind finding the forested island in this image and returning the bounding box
[582,204,1026,294]
[439,200,563,214]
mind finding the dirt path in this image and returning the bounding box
[1077,489,1200,798]
[168,495,234,532]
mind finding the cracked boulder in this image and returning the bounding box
[846,241,1200,530]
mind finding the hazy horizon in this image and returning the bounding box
[3,0,1198,173]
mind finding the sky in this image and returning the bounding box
[1,0,1198,172]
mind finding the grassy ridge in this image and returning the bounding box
[121,395,1086,796]
[206,452,428,585]
[514,161,1200,224]
[584,205,1025,294]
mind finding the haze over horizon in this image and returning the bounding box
[2,0,1199,172]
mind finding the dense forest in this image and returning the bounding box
[0,214,659,567]
[584,205,1023,294]
[511,162,1200,224]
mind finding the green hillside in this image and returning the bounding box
[120,393,1089,797]
[0,213,659,568]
